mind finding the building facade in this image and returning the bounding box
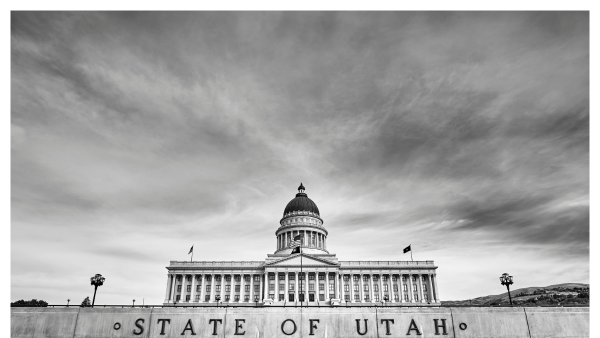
[163,184,441,306]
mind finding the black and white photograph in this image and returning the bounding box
[10,10,590,338]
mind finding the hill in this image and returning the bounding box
[442,283,589,307]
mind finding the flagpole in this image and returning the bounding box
[300,245,303,308]
[411,249,413,262]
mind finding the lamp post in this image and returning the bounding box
[383,295,388,307]
[499,273,514,306]
[67,299,70,307]
[254,296,259,307]
[132,299,135,307]
[90,274,105,307]
[216,295,221,308]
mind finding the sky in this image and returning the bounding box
[11,12,589,305]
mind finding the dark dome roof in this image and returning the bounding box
[283,184,320,216]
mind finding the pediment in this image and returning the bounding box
[266,254,338,267]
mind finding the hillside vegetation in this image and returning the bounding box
[442,283,589,307]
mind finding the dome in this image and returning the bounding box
[283,183,320,216]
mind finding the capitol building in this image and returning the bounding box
[163,184,441,306]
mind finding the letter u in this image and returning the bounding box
[356,319,368,335]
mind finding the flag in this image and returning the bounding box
[188,245,194,254]
[403,245,411,254]
[291,246,301,254]
[289,234,303,254]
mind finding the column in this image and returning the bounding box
[190,274,197,303]
[180,275,187,303]
[220,274,225,301]
[171,274,179,304]
[229,273,235,302]
[259,273,264,301]
[304,271,309,302]
[249,274,254,303]
[433,274,440,302]
[335,272,340,299]
[359,274,364,302]
[399,274,404,303]
[294,272,299,302]
[240,274,245,302]
[164,274,173,303]
[285,272,289,302]
[209,274,215,302]
[200,274,206,303]
[275,272,279,301]
[418,275,425,302]
[325,272,330,300]
[408,274,414,302]
[369,274,374,302]
[350,274,355,302]
[379,274,384,302]
[427,274,433,303]
[389,274,395,303]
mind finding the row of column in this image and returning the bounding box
[277,230,326,250]
[266,271,340,301]
[164,273,264,304]
[341,273,439,303]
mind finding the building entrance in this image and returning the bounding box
[289,294,294,302]
[299,293,305,302]
[309,294,315,302]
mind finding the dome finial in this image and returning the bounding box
[298,182,305,193]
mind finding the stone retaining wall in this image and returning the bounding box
[11,306,589,338]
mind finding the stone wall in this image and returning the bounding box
[11,306,589,338]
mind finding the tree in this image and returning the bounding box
[10,299,48,307]
[81,296,91,307]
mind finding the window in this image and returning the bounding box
[363,284,369,291]
[235,275,241,281]
[206,275,211,281]
[329,284,334,291]
[403,284,408,292]
[269,284,274,291]
[195,295,200,302]
[187,276,191,282]
[374,285,379,292]
[176,295,181,301]
[216,276,221,281]
[344,285,349,292]
[363,276,369,282]
[269,294,274,300]
[226,285,231,292]
[289,284,295,291]
[343,275,349,281]
[354,285,359,292]
[374,294,379,302]
[244,296,250,302]
[300,274,305,280]
[394,294,399,301]
[413,285,417,292]
[402,276,407,282]
[353,275,359,282]
[279,294,285,301]
[245,276,250,282]
[412,276,416,282]
[216,285,221,292]
[225,295,230,301]
[364,295,370,302]
[354,294,360,301]
[414,294,419,301]
[373,276,379,282]
[422,276,426,282]
[424,294,428,301]
[225,276,230,282]
[206,285,211,292]
[235,295,240,302]
[235,285,240,292]
[254,286,259,292]
[310,284,315,291]
[393,285,398,292]
[320,294,325,301]
[205,295,210,302]
[197,285,201,292]
[187,285,191,292]
[423,285,427,292]
[279,274,285,280]
[279,283,285,290]
[382,275,388,282]
[404,294,409,301]
[254,276,260,282]
[319,275,325,280]
[186,295,190,301]
[384,285,388,292]
[269,274,275,280]
[319,284,324,291]
[392,276,397,282]
[345,295,350,301]
[309,274,315,280]
[177,285,182,292]
[245,285,250,292]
